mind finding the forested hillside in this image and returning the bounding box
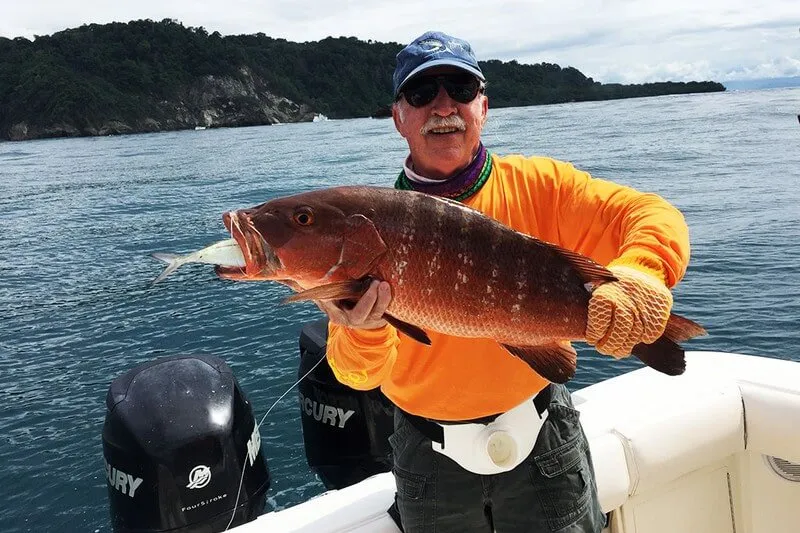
[0,19,725,140]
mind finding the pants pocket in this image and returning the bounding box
[393,466,426,501]
[529,403,600,532]
[392,464,437,532]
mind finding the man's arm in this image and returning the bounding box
[318,280,400,390]
[549,158,691,287]
[560,161,690,357]
[523,157,692,357]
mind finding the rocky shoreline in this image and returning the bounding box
[4,68,316,142]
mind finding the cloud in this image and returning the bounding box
[722,56,800,79]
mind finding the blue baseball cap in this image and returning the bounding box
[393,31,485,97]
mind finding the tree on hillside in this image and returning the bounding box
[0,19,725,139]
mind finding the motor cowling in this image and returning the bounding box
[297,319,394,490]
[102,354,270,533]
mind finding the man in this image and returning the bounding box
[317,31,690,532]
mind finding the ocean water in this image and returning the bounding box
[1,87,799,532]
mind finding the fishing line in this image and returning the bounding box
[224,351,327,531]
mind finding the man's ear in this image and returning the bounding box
[392,103,406,138]
[481,95,489,125]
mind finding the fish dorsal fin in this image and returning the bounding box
[501,341,577,384]
[340,214,388,279]
[542,240,617,286]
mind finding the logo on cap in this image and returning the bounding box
[418,38,447,54]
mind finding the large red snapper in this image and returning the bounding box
[215,186,705,383]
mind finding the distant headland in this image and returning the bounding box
[0,19,726,141]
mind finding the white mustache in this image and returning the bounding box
[421,115,466,135]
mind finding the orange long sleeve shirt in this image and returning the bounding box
[326,154,690,421]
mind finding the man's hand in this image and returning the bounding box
[315,280,393,330]
[585,266,673,358]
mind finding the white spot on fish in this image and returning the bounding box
[395,259,409,279]
[427,252,441,277]
[323,263,342,279]
[511,304,521,313]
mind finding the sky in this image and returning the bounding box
[1,0,799,84]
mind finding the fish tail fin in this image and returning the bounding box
[631,312,707,376]
[664,312,708,342]
[151,253,184,284]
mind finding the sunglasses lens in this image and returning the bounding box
[402,74,481,107]
[444,74,481,103]
[404,79,439,107]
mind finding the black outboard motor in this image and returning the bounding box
[298,319,394,490]
[102,354,270,533]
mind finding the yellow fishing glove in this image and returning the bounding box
[586,265,673,358]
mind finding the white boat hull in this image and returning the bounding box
[234,351,800,533]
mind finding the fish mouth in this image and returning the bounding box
[218,210,282,280]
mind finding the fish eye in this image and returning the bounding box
[292,208,314,226]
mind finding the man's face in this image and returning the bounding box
[392,67,488,180]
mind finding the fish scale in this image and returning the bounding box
[377,194,585,342]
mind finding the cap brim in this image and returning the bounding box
[395,59,485,96]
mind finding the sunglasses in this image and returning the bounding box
[399,73,484,108]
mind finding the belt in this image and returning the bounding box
[400,383,553,445]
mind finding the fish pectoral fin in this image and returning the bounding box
[501,341,577,384]
[284,280,431,346]
[283,279,373,303]
[340,214,388,279]
[275,279,305,292]
[383,315,431,346]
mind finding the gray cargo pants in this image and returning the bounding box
[389,384,606,532]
